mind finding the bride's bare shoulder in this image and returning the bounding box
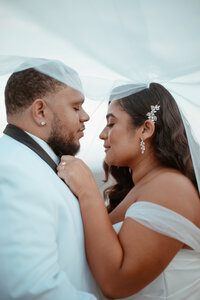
[138,169,200,226]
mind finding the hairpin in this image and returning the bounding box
[146,104,160,123]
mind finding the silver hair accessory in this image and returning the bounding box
[146,104,160,123]
[140,137,145,154]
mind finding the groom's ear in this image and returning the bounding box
[31,99,48,126]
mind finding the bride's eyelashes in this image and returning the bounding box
[107,123,114,128]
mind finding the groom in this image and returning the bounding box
[0,61,103,299]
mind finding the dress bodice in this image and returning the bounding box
[113,201,200,299]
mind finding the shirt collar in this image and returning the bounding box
[25,131,60,166]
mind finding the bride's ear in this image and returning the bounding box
[141,120,155,140]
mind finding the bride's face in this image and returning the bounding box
[99,100,141,167]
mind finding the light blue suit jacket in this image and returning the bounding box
[0,134,103,300]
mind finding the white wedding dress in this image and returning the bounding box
[113,202,200,300]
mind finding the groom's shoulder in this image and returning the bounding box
[0,133,39,162]
[0,133,24,154]
[0,134,51,178]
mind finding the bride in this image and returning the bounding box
[58,83,200,299]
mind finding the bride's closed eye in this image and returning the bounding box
[107,123,114,128]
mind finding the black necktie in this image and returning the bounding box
[3,124,58,173]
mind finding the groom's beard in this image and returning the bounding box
[47,114,80,158]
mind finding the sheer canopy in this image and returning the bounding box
[0,0,200,189]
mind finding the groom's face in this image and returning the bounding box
[46,85,89,157]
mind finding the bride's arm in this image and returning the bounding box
[58,156,124,295]
[57,156,184,299]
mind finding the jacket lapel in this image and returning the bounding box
[4,124,58,173]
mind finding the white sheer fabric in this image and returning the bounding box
[113,201,200,299]
[0,56,84,94]
[0,1,200,179]
[0,55,200,194]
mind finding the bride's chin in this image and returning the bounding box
[104,154,122,167]
[104,157,117,167]
[104,158,112,166]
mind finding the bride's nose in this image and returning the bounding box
[99,126,107,140]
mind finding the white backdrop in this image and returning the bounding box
[0,0,200,187]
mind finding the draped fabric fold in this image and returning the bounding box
[125,201,200,251]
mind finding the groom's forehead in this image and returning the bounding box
[54,85,85,104]
[67,88,85,103]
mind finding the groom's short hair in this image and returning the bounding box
[5,68,65,115]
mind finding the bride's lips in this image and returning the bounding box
[104,145,110,152]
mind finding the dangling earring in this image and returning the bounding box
[41,121,46,126]
[140,137,145,154]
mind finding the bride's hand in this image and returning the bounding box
[57,155,97,199]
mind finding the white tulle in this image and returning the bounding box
[0,56,84,94]
[113,201,200,299]
[0,1,200,183]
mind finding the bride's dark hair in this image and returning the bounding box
[104,83,197,212]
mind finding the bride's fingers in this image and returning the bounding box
[57,155,73,170]
[60,155,75,164]
[57,156,91,183]
[57,164,64,173]
[57,169,70,185]
[59,161,66,170]
[57,157,77,177]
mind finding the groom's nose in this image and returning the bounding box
[80,108,90,122]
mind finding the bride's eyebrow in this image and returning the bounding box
[106,113,116,120]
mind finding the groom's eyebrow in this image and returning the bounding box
[72,99,85,105]
[106,113,116,119]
